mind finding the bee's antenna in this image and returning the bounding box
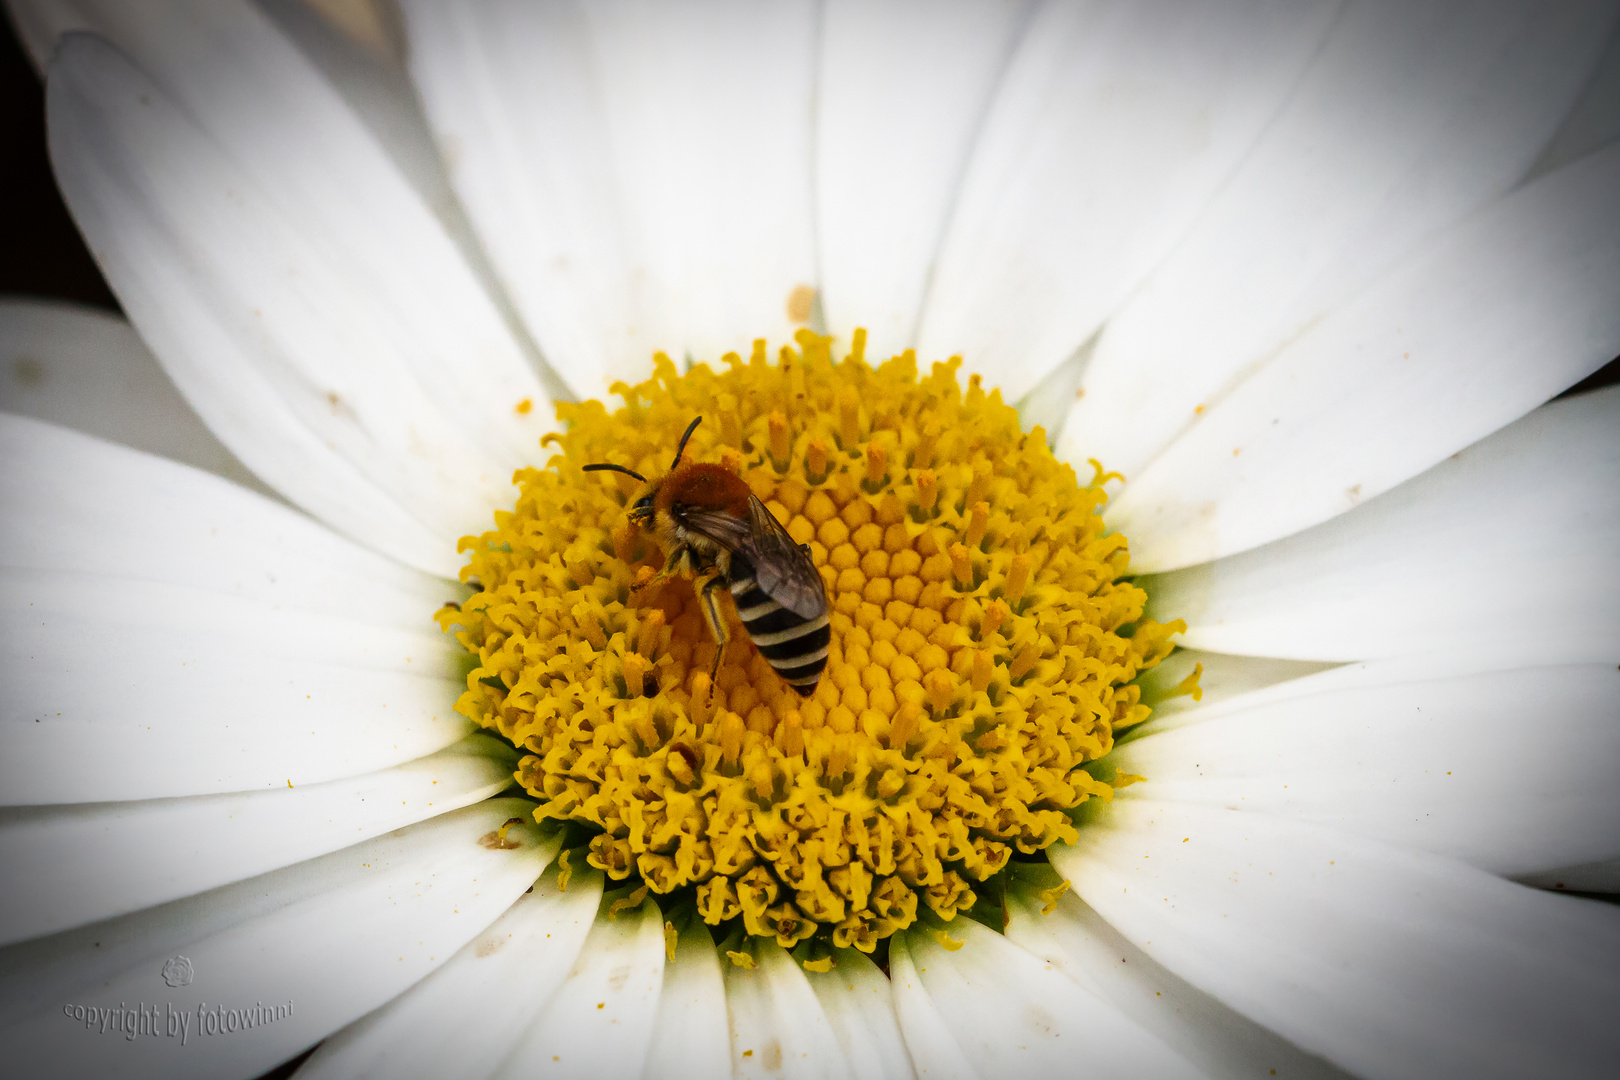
[582,462,648,483]
[672,416,703,468]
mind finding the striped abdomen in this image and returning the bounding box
[729,561,830,697]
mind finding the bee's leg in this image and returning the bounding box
[636,545,690,592]
[693,573,730,690]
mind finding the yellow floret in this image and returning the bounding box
[438,330,1180,949]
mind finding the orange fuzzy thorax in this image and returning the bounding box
[656,462,753,520]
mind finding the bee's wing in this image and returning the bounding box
[740,496,827,618]
[676,506,753,550]
[681,497,826,619]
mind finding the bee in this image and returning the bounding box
[583,417,830,697]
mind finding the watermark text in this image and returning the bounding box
[60,1000,293,1046]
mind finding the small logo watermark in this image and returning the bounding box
[159,956,194,988]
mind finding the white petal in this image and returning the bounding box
[1063,0,1618,481]
[0,297,264,492]
[1013,330,1095,444]
[814,0,1030,364]
[920,0,1337,401]
[397,0,634,399]
[1,569,468,804]
[1109,141,1620,571]
[44,14,553,577]
[1134,644,1620,741]
[493,890,666,1080]
[0,799,553,1080]
[1133,648,1340,725]
[1054,801,1620,1080]
[296,863,604,1080]
[259,0,551,352]
[581,0,819,369]
[890,919,1202,1080]
[1005,886,1351,1080]
[252,0,477,244]
[1113,661,1620,876]
[1518,857,1620,895]
[0,734,515,947]
[725,941,850,1080]
[803,949,915,1080]
[1528,20,1620,177]
[641,914,730,1080]
[401,0,817,396]
[0,414,455,625]
[0,420,471,804]
[1140,387,1620,658]
[886,933,976,1080]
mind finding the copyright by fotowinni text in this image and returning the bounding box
[60,999,294,1046]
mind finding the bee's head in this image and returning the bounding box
[582,416,701,533]
[581,461,652,526]
[629,489,657,529]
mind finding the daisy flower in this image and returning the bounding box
[2,2,1618,1079]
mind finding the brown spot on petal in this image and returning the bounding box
[477,830,520,851]
[326,390,358,422]
[11,356,44,387]
[786,284,815,324]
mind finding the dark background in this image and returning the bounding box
[1,16,119,311]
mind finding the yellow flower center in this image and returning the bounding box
[440,330,1183,953]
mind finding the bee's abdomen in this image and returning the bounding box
[730,574,829,697]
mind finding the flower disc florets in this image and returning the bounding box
[441,330,1181,951]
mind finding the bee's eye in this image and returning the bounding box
[632,496,654,516]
